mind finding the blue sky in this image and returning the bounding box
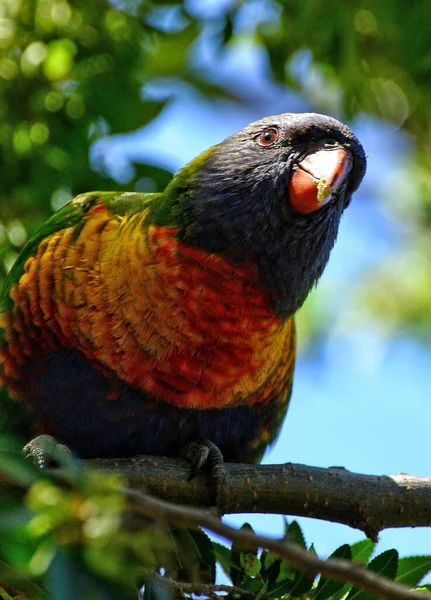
[98,29,431,568]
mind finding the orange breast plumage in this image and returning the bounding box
[1,203,295,411]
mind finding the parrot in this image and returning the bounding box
[0,112,366,467]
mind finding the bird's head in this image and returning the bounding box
[174,113,366,317]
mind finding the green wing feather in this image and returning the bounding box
[2,145,218,309]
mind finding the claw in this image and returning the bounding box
[23,434,73,469]
[181,441,210,480]
[181,439,227,512]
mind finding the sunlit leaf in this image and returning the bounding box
[395,555,431,587]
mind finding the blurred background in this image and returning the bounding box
[0,0,430,561]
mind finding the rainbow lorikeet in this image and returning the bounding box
[0,113,366,466]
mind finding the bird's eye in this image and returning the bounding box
[258,128,279,147]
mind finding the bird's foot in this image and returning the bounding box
[23,434,73,469]
[181,439,227,513]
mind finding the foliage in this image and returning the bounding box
[0,446,430,600]
[0,0,185,277]
[0,438,213,600]
[214,526,431,599]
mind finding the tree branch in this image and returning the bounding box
[126,487,430,600]
[1,455,431,538]
[85,455,431,539]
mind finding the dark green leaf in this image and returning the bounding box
[284,520,306,549]
[222,13,234,46]
[139,100,169,128]
[268,578,295,598]
[308,543,317,555]
[263,557,281,585]
[368,549,399,581]
[277,557,297,583]
[168,527,215,584]
[289,568,315,596]
[213,542,235,578]
[261,550,284,584]
[346,549,399,600]
[314,544,352,600]
[328,539,376,600]
[241,577,265,593]
[0,559,44,598]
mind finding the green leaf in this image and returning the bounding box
[239,523,256,546]
[261,552,281,585]
[213,542,235,578]
[368,549,399,581]
[167,527,215,584]
[230,523,256,585]
[327,539,376,600]
[144,22,201,77]
[346,549,399,600]
[241,577,265,593]
[240,552,261,577]
[284,519,306,549]
[221,13,234,45]
[263,550,279,571]
[0,559,44,598]
[289,568,315,596]
[0,448,43,487]
[43,39,77,81]
[350,539,376,566]
[277,557,297,583]
[268,578,295,598]
[265,529,316,597]
[396,555,431,587]
[272,546,317,598]
[314,544,352,600]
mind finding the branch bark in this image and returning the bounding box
[1,454,431,539]
[90,455,431,539]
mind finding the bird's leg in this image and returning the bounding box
[23,434,73,469]
[181,439,227,513]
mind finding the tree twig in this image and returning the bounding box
[126,487,430,600]
[146,570,257,599]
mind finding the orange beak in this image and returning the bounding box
[288,147,352,214]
